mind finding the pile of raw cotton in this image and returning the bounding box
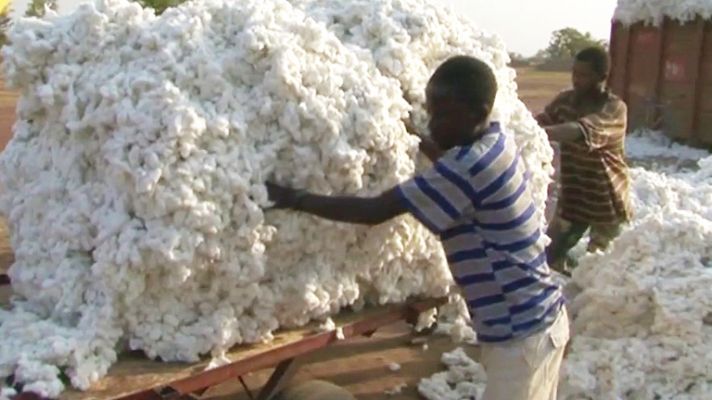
[625,130,709,162]
[419,133,712,400]
[0,0,552,396]
[614,0,712,25]
[561,144,712,399]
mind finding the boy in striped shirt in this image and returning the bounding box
[267,56,569,400]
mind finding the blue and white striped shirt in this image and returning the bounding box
[397,122,563,343]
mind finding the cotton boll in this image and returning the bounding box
[384,383,407,396]
[0,387,17,400]
[415,308,437,332]
[418,347,486,400]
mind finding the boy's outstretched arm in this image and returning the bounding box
[266,183,407,226]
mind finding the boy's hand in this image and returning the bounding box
[536,113,554,126]
[265,182,304,209]
[403,117,419,136]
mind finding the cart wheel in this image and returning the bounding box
[275,380,355,400]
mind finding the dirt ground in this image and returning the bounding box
[0,79,16,152]
[0,68,567,399]
[515,67,570,115]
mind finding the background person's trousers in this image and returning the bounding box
[547,216,623,272]
[480,307,570,400]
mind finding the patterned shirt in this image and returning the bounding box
[540,90,632,224]
[397,122,563,343]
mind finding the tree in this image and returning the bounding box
[509,52,532,67]
[134,0,186,15]
[0,2,10,47]
[25,0,57,18]
[544,27,607,61]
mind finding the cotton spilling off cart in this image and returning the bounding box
[0,0,552,396]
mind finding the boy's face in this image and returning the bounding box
[425,83,484,150]
[572,60,604,97]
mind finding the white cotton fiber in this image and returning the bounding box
[0,0,552,395]
[614,0,712,25]
[626,130,710,161]
[560,151,712,399]
[418,347,486,400]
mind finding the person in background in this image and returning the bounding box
[537,47,631,274]
[266,55,569,400]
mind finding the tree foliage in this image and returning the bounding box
[25,0,57,18]
[544,27,607,61]
[0,2,10,47]
[134,0,186,15]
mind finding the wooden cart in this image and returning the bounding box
[1,273,444,400]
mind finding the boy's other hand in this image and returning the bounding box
[403,114,420,137]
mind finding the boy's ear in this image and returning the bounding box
[472,104,491,124]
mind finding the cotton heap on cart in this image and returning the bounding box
[0,0,553,397]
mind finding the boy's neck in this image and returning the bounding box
[459,120,493,146]
[575,85,607,105]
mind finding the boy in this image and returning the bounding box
[537,47,631,273]
[267,56,569,400]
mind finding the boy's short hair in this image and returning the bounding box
[576,47,610,79]
[428,56,498,113]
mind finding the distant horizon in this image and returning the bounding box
[10,0,618,56]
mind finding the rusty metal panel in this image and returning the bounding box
[696,112,712,145]
[610,17,712,149]
[694,21,712,145]
[626,25,665,130]
[609,22,630,98]
[658,20,700,140]
[697,83,712,113]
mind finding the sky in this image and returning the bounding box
[11,0,619,56]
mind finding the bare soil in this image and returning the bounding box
[515,67,570,115]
